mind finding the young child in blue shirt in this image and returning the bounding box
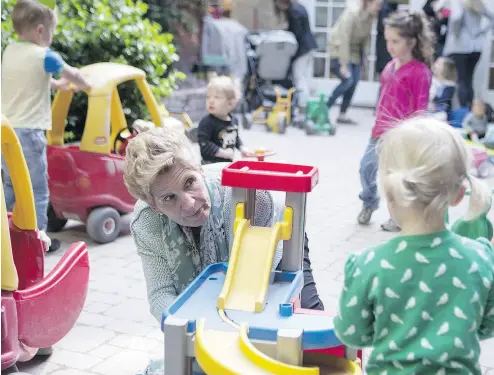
[1,0,91,251]
[335,117,494,374]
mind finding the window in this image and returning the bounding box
[311,0,377,81]
[311,1,408,83]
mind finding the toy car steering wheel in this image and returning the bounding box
[113,127,138,156]
[248,149,276,161]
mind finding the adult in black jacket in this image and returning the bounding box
[276,0,317,112]
[423,0,449,60]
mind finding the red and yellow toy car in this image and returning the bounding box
[47,62,192,243]
[1,116,90,371]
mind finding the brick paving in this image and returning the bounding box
[14,107,494,374]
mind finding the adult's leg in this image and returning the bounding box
[292,51,313,109]
[326,59,355,109]
[451,53,469,107]
[300,233,324,310]
[339,63,362,121]
[465,52,481,107]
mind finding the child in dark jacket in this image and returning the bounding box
[429,56,456,121]
[197,76,252,164]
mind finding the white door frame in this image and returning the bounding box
[303,0,382,107]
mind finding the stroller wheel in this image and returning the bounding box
[305,120,315,135]
[277,113,287,134]
[241,113,252,130]
[328,126,336,136]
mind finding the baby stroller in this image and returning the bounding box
[239,30,300,134]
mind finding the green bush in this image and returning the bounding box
[1,0,185,137]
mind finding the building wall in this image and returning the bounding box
[230,0,283,30]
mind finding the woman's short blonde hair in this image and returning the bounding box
[378,116,490,222]
[123,126,200,204]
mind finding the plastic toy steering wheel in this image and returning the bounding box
[248,149,276,161]
[113,127,138,156]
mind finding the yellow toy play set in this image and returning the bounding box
[160,161,362,374]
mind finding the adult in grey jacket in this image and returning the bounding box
[443,0,494,108]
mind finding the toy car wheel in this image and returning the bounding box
[478,161,490,178]
[305,120,315,135]
[37,346,54,356]
[47,203,67,232]
[329,126,337,136]
[277,113,287,134]
[87,207,121,244]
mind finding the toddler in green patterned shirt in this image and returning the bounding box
[334,117,494,375]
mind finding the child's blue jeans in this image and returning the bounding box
[359,137,380,210]
[2,129,49,231]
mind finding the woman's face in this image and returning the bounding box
[150,164,211,227]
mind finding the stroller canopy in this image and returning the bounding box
[201,16,248,80]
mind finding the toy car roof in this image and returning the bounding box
[80,63,147,95]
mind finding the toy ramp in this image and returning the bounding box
[195,319,319,375]
[218,219,280,312]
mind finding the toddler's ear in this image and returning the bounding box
[451,185,466,207]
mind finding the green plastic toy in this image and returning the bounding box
[304,93,336,136]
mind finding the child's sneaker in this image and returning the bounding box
[357,206,376,225]
[381,218,401,232]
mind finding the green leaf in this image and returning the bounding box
[1,0,185,137]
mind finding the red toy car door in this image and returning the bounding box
[14,242,89,349]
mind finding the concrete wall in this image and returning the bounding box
[230,0,284,30]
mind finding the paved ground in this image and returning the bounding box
[15,107,494,374]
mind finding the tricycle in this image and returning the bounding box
[304,93,336,136]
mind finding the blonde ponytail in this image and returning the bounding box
[464,175,491,221]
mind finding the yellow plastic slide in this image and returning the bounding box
[217,217,284,313]
[195,319,319,375]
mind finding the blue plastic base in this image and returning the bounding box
[162,263,341,350]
